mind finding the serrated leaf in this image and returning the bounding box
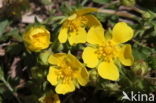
[0,20,10,36]
[142,47,151,56]
[0,66,4,80]
[7,29,22,41]
[133,48,146,60]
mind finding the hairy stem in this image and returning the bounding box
[97,8,140,20]
[1,77,22,103]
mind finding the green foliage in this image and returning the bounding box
[121,0,136,7]
[0,0,156,103]
[41,0,53,5]
[0,20,10,37]
[6,43,23,57]
[92,0,111,4]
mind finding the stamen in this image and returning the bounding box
[95,41,118,62]
[67,15,88,32]
[56,63,74,84]
[68,13,77,20]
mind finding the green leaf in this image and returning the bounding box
[0,83,5,94]
[148,54,156,70]
[7,29,22,41]
[6,43,23,56]
[92,0,110,4]
[0,66,4,80]
[0,20,10,36]
[133,47,146,60]
[0,96,2,103]
[41,0,52,5]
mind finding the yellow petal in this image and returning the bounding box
[65,54,89,86]
[66,54,84,69]
[58,27,68,43]
[76,8,97,16]
[112,22,134,44]
[87,26,105,45]
[82,47,99,68]
[98,62,119,81]
[47,67,59,85]
[28,26,50,39]
[48,53,66,65]
[77,67,89,86]
[55,82,75,94]
[118,44,134,66]
[85,15,102,27]
[67,13,77,20]
[68,28,87,45]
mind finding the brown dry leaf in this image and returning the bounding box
[0,47,5,56]
[0,0,3,8]
[22,12,43,23]
[8,57,21,78]
[0,42,11,56]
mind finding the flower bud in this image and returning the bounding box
[89,69,98,85]
[142,11,151,19]
[121,0,136,7]
[39,91,60,103]
[102,83,120,94]
[23,25,51,52]
[142,11,156,20]
[31,66,47,79]
[132,60,149,76]
[39,51,52,65]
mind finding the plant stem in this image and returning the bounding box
[81,0,88,6]
[1,77,22,103]
[1,77,14,92]
[132,39,154,52]
[120,6,144,14]
[97,8,140,20]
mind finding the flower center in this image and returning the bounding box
[61,66,73,77]
[57,63,74,84]
[95,41,118,62]
[67,14,88,32]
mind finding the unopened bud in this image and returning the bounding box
[121,0,136,7]
[142,10,156,19]
[89,69,98,85]
[39,51,52,65]
[31,66,47,79]
[132,60,149,76]
[102,83,120,94]
[142,11,152,19]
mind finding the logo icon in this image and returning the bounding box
[121,91,130,101]
[121,91,155,102]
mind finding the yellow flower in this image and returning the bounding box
[23,26,51,52]
[39,91,60,103]
[47,53,89,94]
[82,22,134,81]
[58,8,103,45]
